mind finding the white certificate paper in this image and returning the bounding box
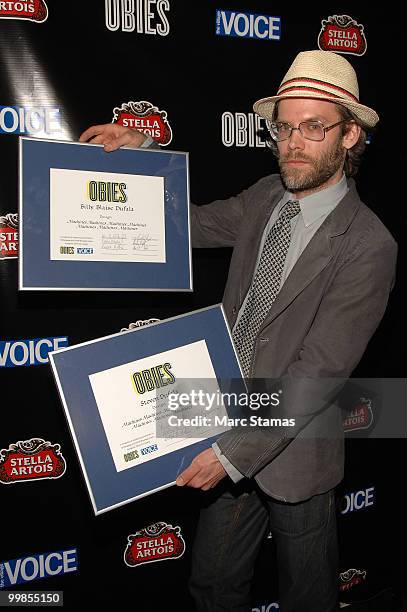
[49,168,165,263]
[89,340,229,473]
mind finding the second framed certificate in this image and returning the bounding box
[49,305,243,515]
[19,137,192,291]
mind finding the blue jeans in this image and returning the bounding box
[189,480,339,612]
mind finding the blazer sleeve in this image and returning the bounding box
[215,234,398,478]
[190,175,275,248]
[190,193,246,248]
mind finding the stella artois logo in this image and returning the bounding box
[120,318,161,332]
[318,15,367,56]
[339,568,367,591]
[0,438,66,484]
[343,397,373,432]
[0,0,48,22]
[0,213,18,260]
[112,101,173,146]
[124,521,185,567]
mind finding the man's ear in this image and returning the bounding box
[343,122,361,150]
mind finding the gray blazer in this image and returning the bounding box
[191,174,397,502]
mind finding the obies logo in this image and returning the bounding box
[318,15,367,56]
[0,0,48,22]
[131,362,175,394]
[0,438,66,484]
[124,521,185,567]
[0,336,69,367]
[222,111,267,148]
[81,179,133,214]
[87,180,127,202]
[343,397,373,432]
[252,604,280,611]
[113,101,172,146]
[120,318,160,332]
[339,568,367,591]
[0,549,77,589]
[0,213,18,259]
[105,0,170,35]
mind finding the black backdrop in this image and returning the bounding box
[1,2,406,610]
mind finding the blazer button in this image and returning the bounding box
[232,307,237,314]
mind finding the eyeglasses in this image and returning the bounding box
[267,119,350,142]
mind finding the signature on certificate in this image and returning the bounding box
[101,233,127,251]
[132,234,156,251]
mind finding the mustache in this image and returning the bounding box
[280,154,314,163]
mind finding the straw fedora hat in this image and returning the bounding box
[253,50,379,128]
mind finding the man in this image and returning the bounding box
[80,50,397,611]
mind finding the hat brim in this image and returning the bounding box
[253,93,379,129]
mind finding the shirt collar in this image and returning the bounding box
[279,173,349,228]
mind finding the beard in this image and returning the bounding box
[278,137,346,192]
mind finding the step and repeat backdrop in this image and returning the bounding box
[0,2,405,610]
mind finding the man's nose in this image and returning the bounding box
[288,127,305,150]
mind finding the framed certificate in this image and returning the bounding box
[19,137,192,291]
[49,305,243,515]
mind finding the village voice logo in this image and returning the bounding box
[124,521,185,567]
[0,106,62,135]
[112,101,172,146]
[0,336,69,367]
[0,549,77,588]
[216,9,281,40]
[340,486,375,515]
[318,15,367,56]
[0,213,18,259]
[0,0,48,22]
[0,438,66,484]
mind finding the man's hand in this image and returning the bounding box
[176,448,227,491]
[79,123,147,152]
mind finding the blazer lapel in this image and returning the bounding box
[259,178,362,330]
